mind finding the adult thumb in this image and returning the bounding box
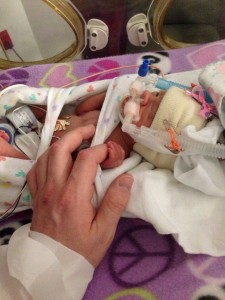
[96,174,134,230]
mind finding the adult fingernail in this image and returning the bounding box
[118,174,133,191]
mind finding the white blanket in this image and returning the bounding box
[92,63,225,256]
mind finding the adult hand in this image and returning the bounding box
[27,125,133,267]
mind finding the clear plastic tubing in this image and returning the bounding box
[122,123,225,159]
[156,76,190,90]
[147,73,213,103]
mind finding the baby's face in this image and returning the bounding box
[122,91,165,127]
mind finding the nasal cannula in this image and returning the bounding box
[122,59,213,125]
[123,59,149,124]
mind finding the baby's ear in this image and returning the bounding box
[75,92,106,115]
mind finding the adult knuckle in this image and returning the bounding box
[59,187,72,206]
[106,195,125,215]
[41,181,56,204]
[49,142,61,155]
[77,147,92,161]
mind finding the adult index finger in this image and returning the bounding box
[64,144,108,213]
[46,125,96,186]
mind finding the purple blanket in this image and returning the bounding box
[1,40,225,299]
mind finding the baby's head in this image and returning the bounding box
[134,90,166,127]
[122,86,206,130]
[124,86,207,170]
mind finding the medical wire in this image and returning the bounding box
[60,64,164,88]
[0,182,27,221]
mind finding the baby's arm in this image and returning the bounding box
[75,92,106,115]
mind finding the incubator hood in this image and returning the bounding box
[0,0,224,69]
[0,0,117,69]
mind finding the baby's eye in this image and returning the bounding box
[155,92,159,97]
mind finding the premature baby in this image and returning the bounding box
[76,85,207,170]
[0,86,206,170]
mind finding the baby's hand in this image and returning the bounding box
[101,141,125,169]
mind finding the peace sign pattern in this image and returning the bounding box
[85,218,225,300]
[109,223,175,287]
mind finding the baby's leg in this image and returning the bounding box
[0,138,28,159]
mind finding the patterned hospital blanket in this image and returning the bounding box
[1,40,225,300]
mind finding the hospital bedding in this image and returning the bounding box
[1,40,225,299]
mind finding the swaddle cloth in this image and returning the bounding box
[0,80,110,213]
[199,60,225,128]
[1,62,225,256]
